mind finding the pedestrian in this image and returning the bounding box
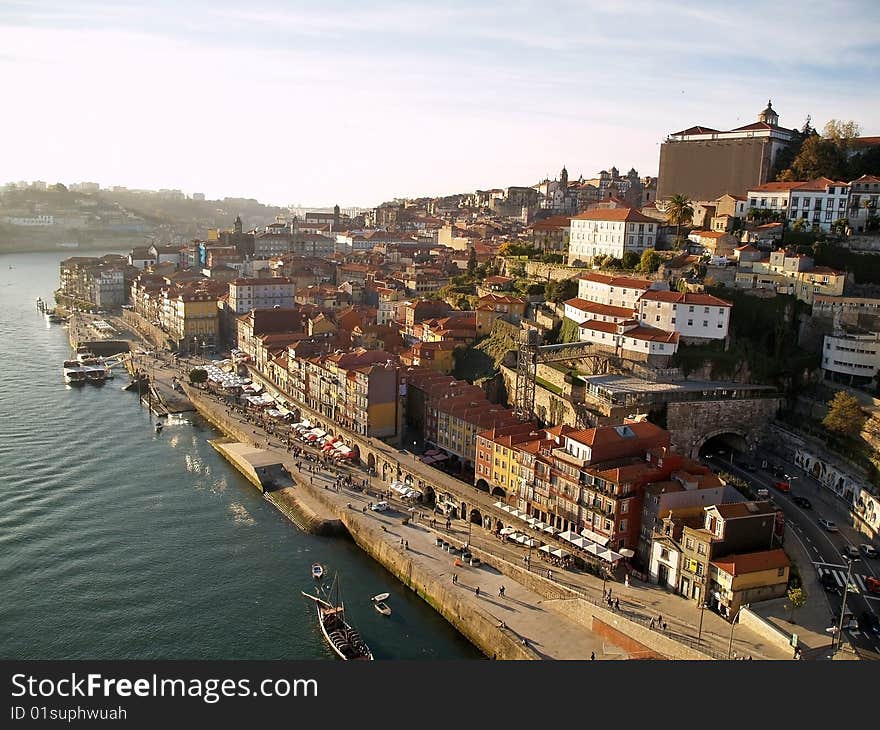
[624,574,630,589]
[548,569,553,580]
[614,598,620,611]
[590,652,595,660]
[452,574,458,584]
[649,618,656,629]
[657,613,663,625]
[499,585,505,597]
[404,540,408,549]
[475,586,480,597]
[662,621,667,631]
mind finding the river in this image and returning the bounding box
[0,250,480,660]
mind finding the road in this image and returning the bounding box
[705,446,880,658]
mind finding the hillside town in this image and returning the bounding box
[42,100,880,657]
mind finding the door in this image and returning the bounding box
[658,563,669,587]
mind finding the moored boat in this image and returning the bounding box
[62,359,87,385]
[312,563,324,580]
[301,577,373,661]
[372,592,392,617]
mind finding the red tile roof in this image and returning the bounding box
[638,291,732,307]
[710,549,790,577]
[564,298,634,319]
[578,272,655,289]
[579,320,680,343]
[571,207,657,224]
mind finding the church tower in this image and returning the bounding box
[758,100,779,126]
[233,215,243,235]
[560,165,569,188]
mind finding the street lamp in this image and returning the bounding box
[727,603,749,659]
[834,557,855,654]
[697,603,707,644]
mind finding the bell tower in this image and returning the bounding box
[758,100,779,126]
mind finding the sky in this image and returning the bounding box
[2,0,879,208]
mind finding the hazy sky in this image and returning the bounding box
[2,1,878,208]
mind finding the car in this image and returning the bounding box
[819,572,840,594]
[866,576,880,595]
[818,518,838,532]
[860,610,880,636]
[743,462,757,472]
[792,496,812,509]
[831,611,859,631]
[772,481,791,493]
[842,545,861,560]
[860,544,879,559]
[371,501,389,512]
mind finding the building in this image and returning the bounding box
[399,340,457,374]
[822,331,880,385]
[657,100,797,201]
[475,294,527,334]
[577,319,680,358]
[474,422,544,500]
[577,273,663,309]
[563,298,633,326]
[678,501,780,606]
[430,396,520,473]
[167,292,220,353]
[735,249,846,304]
[228,277,295,314]
[745,177,851,233]
[709,549,790,618]
[57,256,130,310]
[636,291,732,342]
[567,208,658,265]
[848,174,880,232]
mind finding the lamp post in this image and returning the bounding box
[727,604,748,659]
[697,603,707,644]
[835,557,855,654]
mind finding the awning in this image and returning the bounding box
[511,509,528,520]
[493,501,505,509]
[596,547,624,563]
[551,548,569,558]
[539,545,553,554]
[542,525,559,534]
[580,527,610,546]
[558,530,579,543]
[499,527,516,536]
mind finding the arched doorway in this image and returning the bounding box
[469,508,482,526]
[367,453,376,471]
[697,432,749,463]
[490,486,507,499]
[475,478,489,493]
[423,485,436,507]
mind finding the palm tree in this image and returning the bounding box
[665,194,694,248]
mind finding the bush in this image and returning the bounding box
[189,368,208,384]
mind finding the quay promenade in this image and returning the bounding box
[107,320,791,660]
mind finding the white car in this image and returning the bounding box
[371,501,389,512]
[818,519,838,532]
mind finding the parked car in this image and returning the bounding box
[842,545,861,560]
[818,518,838,532]
[831,610,859,631]
[819,572,840,594]
[866,576,880,595]
[860,544,879,559]
[371,501,389,512]
[772,481,791,493]
[792,496,812,509]
[860,610,880,635]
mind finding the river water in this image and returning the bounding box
[0,250,479,660]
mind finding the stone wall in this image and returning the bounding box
[121,309,174,350]
[666,396,783,457]
[739,606,796,656]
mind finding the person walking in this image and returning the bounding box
[452,574,458,584]
[614,598,620,611]
[498,585,505,598]
[475,586,480,597]
[590,652,596,660]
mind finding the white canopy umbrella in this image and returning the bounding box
[570,537,590,550]
[499,527,516,536]
[558,530,579,543]
[527,517,541,528]
[492,501,505,509]
[542,525,559,535]
[501,505,513,514]
[596,547,624,563]
[511,509,528,520]
[539,544,553,554]
[521,537,540,548]
[551,548,569,558]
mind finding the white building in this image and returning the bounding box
[4,215,54,226]
[563,298,633,324]
[577,273,666,310]
[228,277,295,314]
[636,291,732,341]
[822,331,880,383]
[568,208,657,265]
[578,319,679,356]
[746,177,851,232]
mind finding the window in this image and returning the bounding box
[688,305,694,312]
[696,562,704,577]
[704,307,709,313]
[655,315,660,322]
[671,317,676,324]
[697,543,707,555]
[687,319,693,326]
[777,567,785,577]
[702,320,708,327]
[619,518,628,532]
[685,537,694,550]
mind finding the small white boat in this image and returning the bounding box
[312,563,324,580]
[155,422,164,432]
[372,592,392,617]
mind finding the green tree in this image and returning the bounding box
[791,217,806,233]
[545,278,577,303]
[786,587,807,624]
[639,248,662,274]
[676,278,689,293]
[822,391,866,437]
[788,135,848,181]
[188,367,208,385]
[621,251,640,270]
[467,247,477,277]
[52,182,68,193]
[455,296,471,311]
[665,194,694,242]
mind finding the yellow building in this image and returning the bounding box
[736,249,846,304]
[709,549,790,618]
[475,422,542,497]
[169,293,219,353]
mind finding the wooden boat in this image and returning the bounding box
[372,592,392,617]
[312,563,324,580]
[301,578,373,661]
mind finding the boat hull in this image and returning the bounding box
[302,591,373,660]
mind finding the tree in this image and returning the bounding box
[791,217,806,233]
[787,135,848,181]
[455,296,471,311]
[822,391,866,437]
[823,119,862,151]
[52,182,68,193]
[786,587,807,624]
[545,277,577,303]
[467,247,477,277]
[188,367,208,384]
[621,251,640,270]
[639,248,662,274]
[665,194,694,242]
